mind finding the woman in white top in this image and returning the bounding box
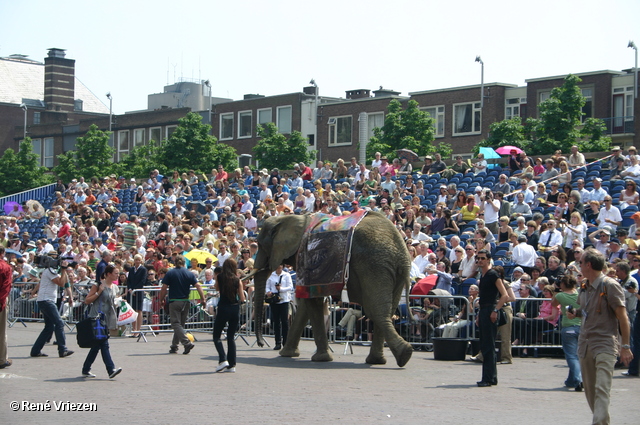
[562,211,587,250]
[619,180,639,210]
[556,161,572,184]
[265,265,293,350]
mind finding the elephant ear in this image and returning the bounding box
[256,215,308,272]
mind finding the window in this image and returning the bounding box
[149,127,162,143]
[238,111,252,138]
[74,99,83,111]
[277,106,292,133]
[258,108,272,126]
[118,130,129,161]
[367,112,384,141]
[220,113,234,140]
[33,112,41,125]
[328,116,353,146]
[612,86,634,133]
[421,106,445,137]
[43,137,54,168]
[166,125,177,139]
[453,102,481,135]
[505,98,521,120]
[581,88,593,121]
[539,91,551,103]
[133,128,145,148]
[32,138,42,165]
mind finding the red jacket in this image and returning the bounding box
[0,260,12,311]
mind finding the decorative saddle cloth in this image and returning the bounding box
[295,210,368,299]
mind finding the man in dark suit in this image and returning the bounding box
[126,254,148,337]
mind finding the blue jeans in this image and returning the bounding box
[31,300,68,356]
[561,325,582,386]
[82,338,115,375]
[213,303,239,367]
[627,312,640,375]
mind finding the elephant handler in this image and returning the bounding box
[159,256,206,354]
[266,265,293,351]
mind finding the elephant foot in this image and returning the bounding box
[311,351,333,362]
[365,353,387,365]
[279,346,300,358]
[393,342,413,368]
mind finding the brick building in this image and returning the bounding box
[1,48,637,170]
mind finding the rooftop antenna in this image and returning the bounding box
[166,57,169,85]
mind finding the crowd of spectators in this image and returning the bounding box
[2,146,639,354]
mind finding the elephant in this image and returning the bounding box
[252,211,414,367]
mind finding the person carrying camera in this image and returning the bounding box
[266,264,293,350]
[30,254,74,358]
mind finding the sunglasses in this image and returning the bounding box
[476,257,487,261]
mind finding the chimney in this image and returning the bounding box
[44,48,75,112]
[373,87,401,97]
[303,86,317,95]
[345,89,371,100]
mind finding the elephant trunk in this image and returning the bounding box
[252,269,272,347]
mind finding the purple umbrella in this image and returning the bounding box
[3,201,23,216]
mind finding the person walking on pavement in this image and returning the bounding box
[567,248,633,424]
[159,256,206,354]
[81,264,122,379]
[213,259,245,373]
[30,254,74,358]
[0,247,13,369]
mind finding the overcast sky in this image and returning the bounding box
[2,0,638,114]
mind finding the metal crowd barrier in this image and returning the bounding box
[510,296,563,354]
[327,294,476,353]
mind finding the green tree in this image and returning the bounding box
[156,112,237,173]
[475,74,611,155]
[0,138,53,196]
[365,99,451,162]
[114,140,163,179]
[472,118,527,154]
[253,122,314,170]
[54,124,116,182]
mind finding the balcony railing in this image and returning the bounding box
[602,116,635,135]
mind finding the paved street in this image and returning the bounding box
[1,323,637,424]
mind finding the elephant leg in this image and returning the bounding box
[308,298,333,362]
[378,316,413,368]
[366,324,387,365]
[280,301,306,358]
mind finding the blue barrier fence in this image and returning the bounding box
[0,183,57,211]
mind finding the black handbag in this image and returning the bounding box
[76,311,110,348]
[496,308,508,327]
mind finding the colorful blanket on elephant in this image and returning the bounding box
[295,210,368,299]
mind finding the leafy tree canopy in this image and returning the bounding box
[365,99,452,162]
[156,112,237,174]
[54,124,116,183]
[474,74,611,155]
[253,122,315,170]
[0,138,53,196]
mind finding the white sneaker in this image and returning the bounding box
[215,361,229,372]
[224,366,236,373]
[82,372,96,378]
[109,367,122,379]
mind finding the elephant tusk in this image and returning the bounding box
[241,267,266,282]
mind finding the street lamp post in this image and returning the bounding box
[309,78,318,154]
[20,103,28,139]
[475,56,484,108]
[106,92,112,132]
[203,80,212,127]
[629,41,638,99]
